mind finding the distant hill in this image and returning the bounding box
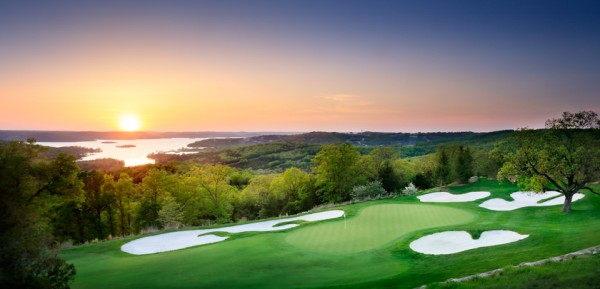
[0,130,295,142]
[153,130,515,172]
[187,131,514,149]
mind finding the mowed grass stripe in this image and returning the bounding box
[285,204,475,254]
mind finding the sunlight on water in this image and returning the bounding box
[38,138,212,166]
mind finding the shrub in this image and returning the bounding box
[402,182,418,196]
[351,180,387,200]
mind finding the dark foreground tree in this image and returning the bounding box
[499,111,600,212]
[0,140,77,288]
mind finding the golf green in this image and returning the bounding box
[286,204,475,254]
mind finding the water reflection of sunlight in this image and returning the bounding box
[125,157,153,167]
[38,138,213,167]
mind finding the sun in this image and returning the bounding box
[119,114,142,131]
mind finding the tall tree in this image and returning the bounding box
[114,173,136,236]
[369,147,401,192]
[312,143,360,202]
[499,111,600,212]
[138,169,171,229]
[158,196,184,229]
[81,171,111,239]
[434,146,451,186]
[0,140,76,288]
[454,146,473,183]
[271,167,312,214]
[100,174,117,237]
[237,174,277,219]
[189,164,234,223]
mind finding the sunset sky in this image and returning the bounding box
[1,0,599,132]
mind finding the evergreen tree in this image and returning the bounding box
[455,146,473,183]
[434,147,451,186]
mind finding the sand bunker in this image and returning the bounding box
[410,230,529,255]
[417,191,490,203]
[479,191,585,211]
[121,210,344,255]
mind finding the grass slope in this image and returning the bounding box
[62,179,600,289]
[429,253,600,289]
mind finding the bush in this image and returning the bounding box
[402,182,418,196]
[351,180,387,200]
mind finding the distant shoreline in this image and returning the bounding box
[0,131,297,142]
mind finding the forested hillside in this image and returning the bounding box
[151,130,513,172]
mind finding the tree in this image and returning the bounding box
[100,174,117,237]
[473,148,504,178]
[158,196,184,229]
[392,159,417,188]
[81,170,112,239]
[378,161,400,192]
[270,167,312,214]
[434,146,451,186]
[454,146,473,184]
[138,169,172,229]
[312,143,360,203]
[0,140,76,288]
[169,173,209,226]
[189,164,234,223]
[369,147,402,192]
[114,173,136,236]
[237,174,276,219]
[499,111,600,212]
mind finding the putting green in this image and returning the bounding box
[286,204,475,254]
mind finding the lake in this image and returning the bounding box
[38,138,216,166]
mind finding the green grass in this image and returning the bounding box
[429,253,600,289]
[286,204,474,254]
[62,179,600,289]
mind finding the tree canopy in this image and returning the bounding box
[0,140,77,288]
[499,111,600,212]
[312,143,360,203]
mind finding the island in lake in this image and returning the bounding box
[116,144,136,148]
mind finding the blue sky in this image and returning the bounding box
[1,0,599,131]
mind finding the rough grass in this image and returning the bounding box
[429,253,600,289]
[61,179,600,289]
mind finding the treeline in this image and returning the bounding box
[51,143,503,245]
[149,131,513,173]
[150,131,512,174]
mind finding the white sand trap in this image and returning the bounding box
[479,191,585,211]
[410,230,529,255]
[121,210,344,255]
[417,191,491,202]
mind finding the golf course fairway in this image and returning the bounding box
[62,180,600,289]
[286,204,474,254]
